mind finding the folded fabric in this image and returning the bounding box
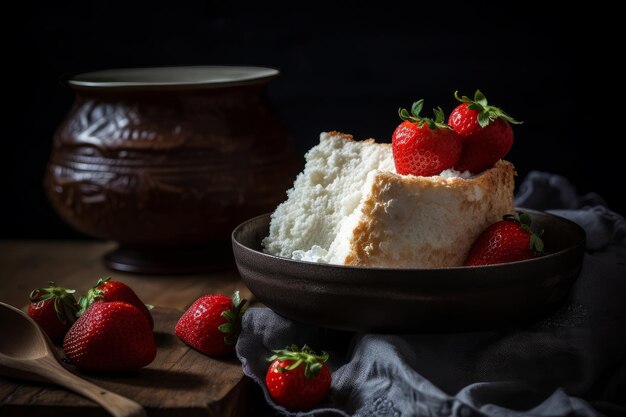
[236,171,626,417]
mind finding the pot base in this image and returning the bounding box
[104,243,234,275]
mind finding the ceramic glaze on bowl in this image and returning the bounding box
[232,210,586,332]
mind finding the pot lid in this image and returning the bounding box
[68,66,279,90]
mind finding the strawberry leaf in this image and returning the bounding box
[474,89,488,106]
[232,291,241,307]
[454,90,472,103]
[53,298,68,324]
[267,344,329,379]
[95,277,112,287]
[433,107,446,124]
[497,109,523,125]
[77,277,111,316]
[217,291,248,345]
[398,99,451,129]
[530,233,545,254]
[221,310,236,322]
[516,211,545,255]
[411,99,424,118]
[286,359,303,371]
[519,212,532,227]
[30,281,78,324]
[398,108,411,121]
[218,323,233,333]
[455,89,523,127]
[309,362,322,374]
[477,112,490,128]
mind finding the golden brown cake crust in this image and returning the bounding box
[323,131,388,147]
[343,160,516,268]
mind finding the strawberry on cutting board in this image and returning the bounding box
[464,212,544,266]
[392,99,462,176]
[79,277,153,329]
[28,281,78,344]
[449,89,522,174]
[266,344,332,411]
[63,301,156,372]
[175,291,247,356]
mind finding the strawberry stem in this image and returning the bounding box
[77,276,110,316]
[29,281,79,325]
[503,211,544,255]
[454,89,522,127]
[218,291,248,345]
[268,344,329,379]
[398,99,451,130]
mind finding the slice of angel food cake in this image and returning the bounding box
[263,91,523,268]
[262,131,515,268]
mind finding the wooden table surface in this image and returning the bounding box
[0,239,272,417]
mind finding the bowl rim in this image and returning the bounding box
[231,209,586,272]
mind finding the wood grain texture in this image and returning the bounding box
[0,308,248,417]
[0,240,255,310]
[0,240,265,417]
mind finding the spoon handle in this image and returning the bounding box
[39,357,146,417]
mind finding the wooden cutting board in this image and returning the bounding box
[0,307,249,417]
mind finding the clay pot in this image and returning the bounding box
[45,66,298,274]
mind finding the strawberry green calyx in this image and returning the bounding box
[503,212,545,254]
[29,281,78,325]
[398,99,451,130]
[77,276,110,316]
[78,277,154,317]
[268,344,329,379]
[454,89,522,128]
[218,291,248,345]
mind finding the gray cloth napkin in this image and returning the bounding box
[236,171,626,417]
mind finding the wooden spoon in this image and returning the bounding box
[0,301,146,417]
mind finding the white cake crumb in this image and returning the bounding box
[292,245,329,263]
[262,132,394,259]
[286,166,475,263]
[438,168,472,179]
[264,131,514,267]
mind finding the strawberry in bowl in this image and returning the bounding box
[449,89,522,174]
[465,211,544,266]
[392,99,462,176]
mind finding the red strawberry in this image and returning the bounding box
[392,99,462,176]
[28,282,78,344]
[464,212,544,266]
[79,277,153,329]
[175,291,247,356]
[449,89,522,174]
[63,301,156,372]
[266,344,331,411]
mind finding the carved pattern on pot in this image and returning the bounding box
[45,82,298,247]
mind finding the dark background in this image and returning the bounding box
[3,2,619,239]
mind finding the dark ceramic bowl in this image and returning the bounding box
[232,210,586,332]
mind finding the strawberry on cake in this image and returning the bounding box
[263,91,520,268]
